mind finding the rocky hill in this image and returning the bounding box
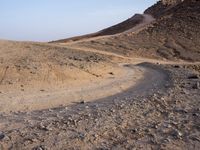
[144,0,185,18]
[162,0,184,5]
[74,0,200,61]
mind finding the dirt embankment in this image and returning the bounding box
[0,40,132,112]
[0,40,113,88]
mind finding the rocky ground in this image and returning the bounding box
[0,63,199,150]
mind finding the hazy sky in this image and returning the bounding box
[0,0,157,42]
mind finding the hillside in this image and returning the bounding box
[0,40,129,112]
[52,14,145,43]
[68,0,200,61]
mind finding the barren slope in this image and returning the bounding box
[70,0,200,61]
[52,14,145,43]
[0,40,134,112]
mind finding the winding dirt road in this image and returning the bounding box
[0,63,143,113]
[0,62,170,128]
[122,14,155,34]
[0,61,170,114]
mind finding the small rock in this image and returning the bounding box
[0,132,5,140]
[46,125,53,131]
[32,145,46,150]
[153,94,157,98]
[48,108,53,112]
[183,89,190,95]
[94,134,99,138]
[171,121,178,125]
[174,65,180,68]
[39,124,49,131]
[166,124,172,128]
[109,72,114,75]
[172,129,183,138]
[177,131,183,137]
[190,136,200,142]
[164,138,171,143]
[154,124,159,129]
[80,100,85,104]
[175,108,188,114]
[145,128,151,133]
[79,133,85,140]
[193,82,200,89]
[188,75,199,79]
[119,104,125,108]
[192,113,198,117]
[110,108,115,113]
[130,128,138,133]
[8,81,13,85]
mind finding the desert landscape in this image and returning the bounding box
[0,0,200,149]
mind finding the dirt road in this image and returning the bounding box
[0,63,144,113]
[0,62,171,149]
[122,14,155,34]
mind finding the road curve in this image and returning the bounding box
[0,62,170,117]
[92,62,170,108]
[0,62,169,114]
[0,62,171,150]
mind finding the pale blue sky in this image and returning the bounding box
[0,0,157,41]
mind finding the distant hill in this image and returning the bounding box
[52,14,144,43]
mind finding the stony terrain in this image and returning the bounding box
[0,63,200,150]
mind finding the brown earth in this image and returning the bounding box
[0,40,136,113]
